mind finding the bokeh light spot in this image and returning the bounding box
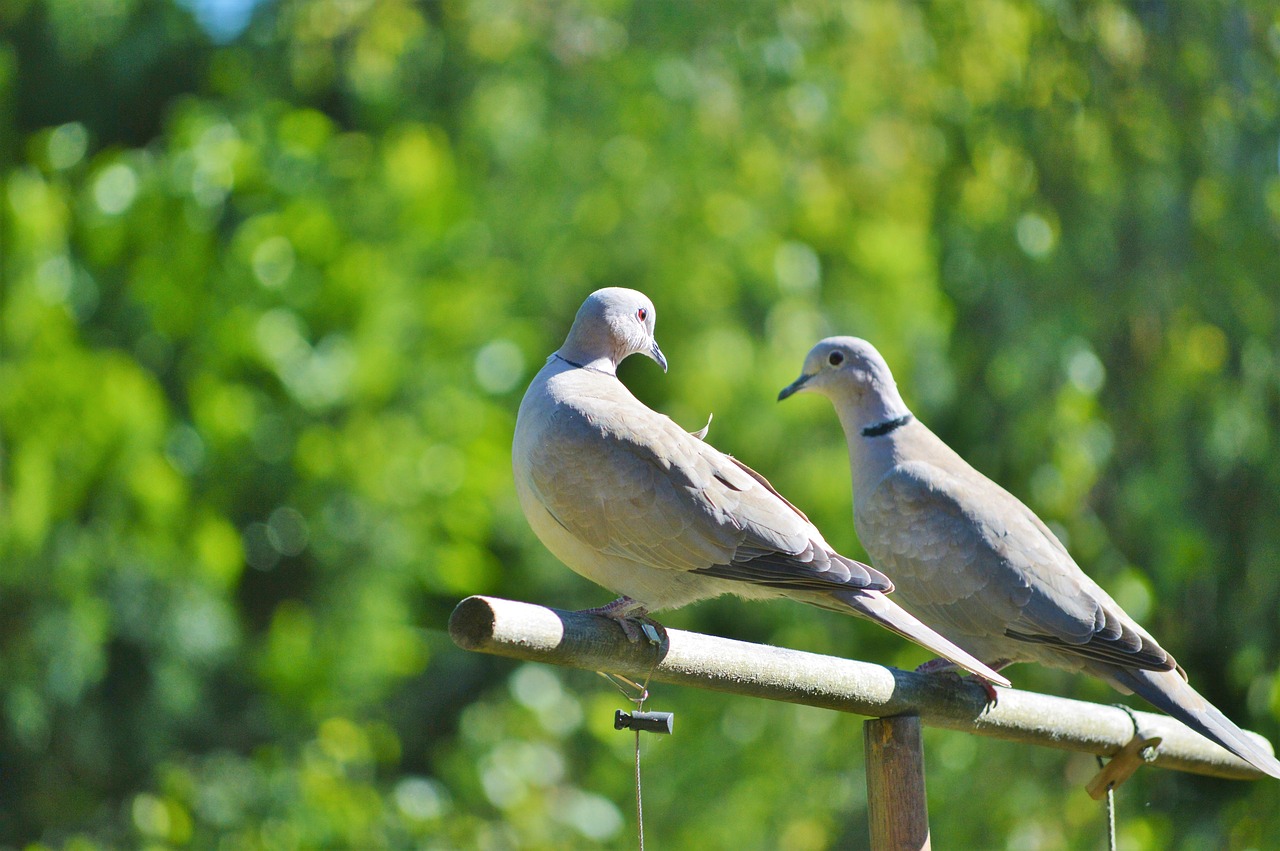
[47,122,88,170]
[395,776,450,821]
[93,162,139,214]
[475,339,525,394]
[774,241,821,294]
[252,236,296,289]
[1016,212,1056,258]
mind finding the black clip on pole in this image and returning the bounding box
[615,709,674,735]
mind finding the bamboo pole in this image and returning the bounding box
[865,715,931,850]
[449,595,1276,781]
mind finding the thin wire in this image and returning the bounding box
[598,671,650,703]
[598,670,656,851]
[629,676,647,851]
[1105,785,1117,851]
[634,726,644,851]
[1096,755,1117,851]
[1100,702,1145,851]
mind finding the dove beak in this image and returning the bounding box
[649,339,668,373]
[777,372,812,401]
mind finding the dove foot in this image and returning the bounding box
[579,597,665,646]
[975,676,1001,707]
[917,657,1010,707]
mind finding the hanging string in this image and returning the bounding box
[599,671,655,851]
[634,723,644,851]
[1096,755,1117,851]
[1090,704,1155,851]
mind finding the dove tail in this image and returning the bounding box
[1109,667,1280,779]
[832,590,1011,688]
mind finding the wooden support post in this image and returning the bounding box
[865,715,930,851]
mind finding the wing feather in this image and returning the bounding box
[860,460,1174,672]
[527,394,890,594]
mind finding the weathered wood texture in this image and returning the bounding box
[449,595,1275,781]
[865,715,931,850]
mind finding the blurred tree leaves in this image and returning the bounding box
[2,0,1280,848]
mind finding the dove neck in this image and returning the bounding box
[832,380,911,438]
[833,388,912,492]
[553,347,617,376]
[860,413,913,437]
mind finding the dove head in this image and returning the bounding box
[559,287,668,375]
[778,337,911,429]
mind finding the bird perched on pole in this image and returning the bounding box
[779,335,1280,778]
[512,288,1009,685]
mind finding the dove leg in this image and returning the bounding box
[580,596,646,618]
[915,657,960,676]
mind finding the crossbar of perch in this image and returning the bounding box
[449,596,1275,781]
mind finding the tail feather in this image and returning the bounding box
[831,589,1012,688]
[1109,667,1280,779]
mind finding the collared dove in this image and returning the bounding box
[512,288,1010,685]
[780,336,1280,778]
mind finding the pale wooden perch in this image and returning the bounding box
[449,595,1274,781]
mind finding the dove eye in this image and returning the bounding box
[828,351,845,366]
[637,308,648,322]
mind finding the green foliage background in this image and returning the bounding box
[3,0,1280,848]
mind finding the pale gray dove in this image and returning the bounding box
[512,288,1010,685]
[780,335,1280,778]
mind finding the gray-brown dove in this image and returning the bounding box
[780,335,1280,778]
[512,288,1010,685]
